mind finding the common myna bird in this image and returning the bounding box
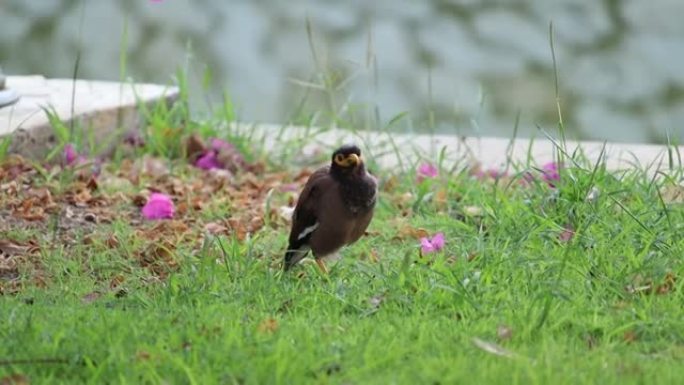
[284,144,378,273]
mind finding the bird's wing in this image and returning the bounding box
[288,166,331,246]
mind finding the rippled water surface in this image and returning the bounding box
[1,0,683,143]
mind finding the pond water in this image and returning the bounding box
[1,0,683,143]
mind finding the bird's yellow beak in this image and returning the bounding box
[348,153,361,166]
[334,153,362,167]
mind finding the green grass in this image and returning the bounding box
[2,130,684,384]
[2,20,683,384]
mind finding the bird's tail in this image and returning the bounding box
[283,244,309,271]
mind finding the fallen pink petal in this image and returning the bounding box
[142,193,175,220]
[420,232,446,254]
[559,225,575,242]
[417,163,438,182]
[195,151,222,170]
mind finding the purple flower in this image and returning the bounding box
[417,163,438,182]
[142,193,175,220]
[420,232,445,254]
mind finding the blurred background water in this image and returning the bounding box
[1,0,683,143]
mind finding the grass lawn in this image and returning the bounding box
[1,108,684,384]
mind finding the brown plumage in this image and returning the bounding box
[284,144,377,272]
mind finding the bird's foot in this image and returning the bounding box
[315,259,329,275]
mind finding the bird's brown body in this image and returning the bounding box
[284,145,377,271]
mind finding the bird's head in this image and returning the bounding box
[330,144,364,177]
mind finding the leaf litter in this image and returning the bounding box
[0,138,303,294]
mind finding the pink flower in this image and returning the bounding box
[210,138,235,152]
[195,152,222,170]
[541,162,561,186]
[193,137,245,171]
[142,193,175,220]
[63,143,90,167]
[63,143,79,165]
[417,163,438,182]
[473,167,507,180]
[420,232,445,254]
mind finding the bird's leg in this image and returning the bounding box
[315,258,329,275]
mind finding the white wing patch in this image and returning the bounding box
[297,222,319,240]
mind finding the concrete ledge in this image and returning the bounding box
[0,75,679,174]
[0,75,179,159]
[241,124,684,173]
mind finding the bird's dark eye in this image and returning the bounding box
[334,154,346,165]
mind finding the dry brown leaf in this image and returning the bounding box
[185,134,206,162]
[106,235,120,249]
[13,197,46,221]
[0,180,19,196]
[434,188,448,210]
[293,168,313,183]
[368,249,380,263]
[390,192,414,207]
[0,240,29,256]
[204,221,229,235]
[623,330,638,343]
[135,350,152,362]
[656,272,676,295]
[140,155,170,178]
[110,274,125,289]
[131,194,148,207]
[497,325,513,341]
[626,273,676,296]
[396,225,429,240]
[139,240,178,277]
[227,217,248,241]
[68,188,92,207]
[467,252,477,262]
[381,175,399,193]
[176,201,189,216]
[248,216,265,233]
[257,318,279,334]
[0,374,30,385]
[660,185,684,204]
[81,291,101,304]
